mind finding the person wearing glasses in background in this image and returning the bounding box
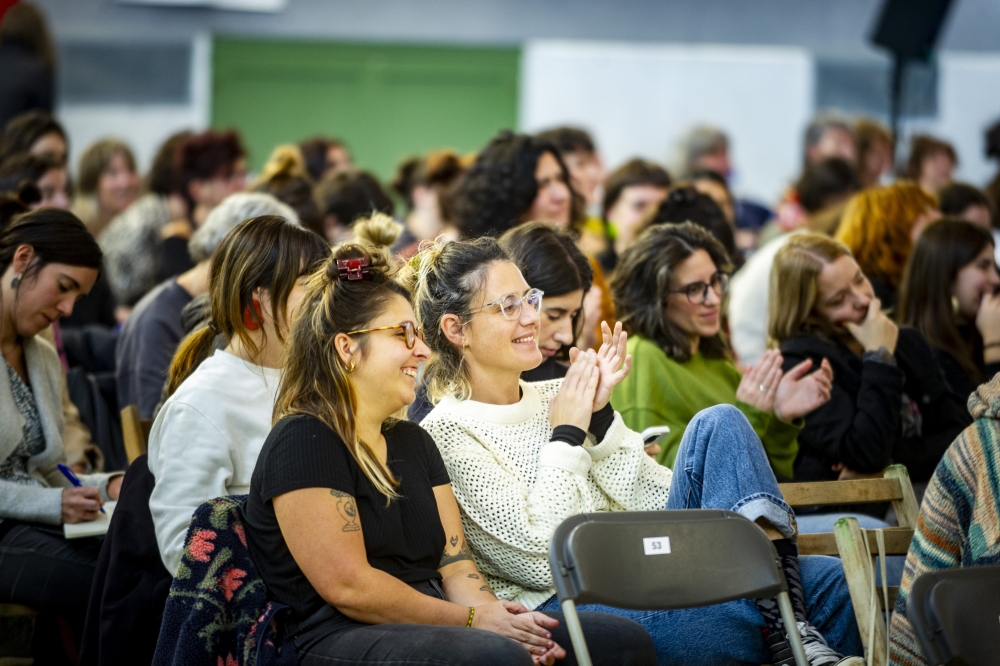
[610,223,834,479]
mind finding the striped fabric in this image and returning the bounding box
[888,373,1000,665]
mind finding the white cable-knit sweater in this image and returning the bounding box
[420,378,673,610]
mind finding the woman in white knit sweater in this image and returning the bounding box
[148,208,329,575]
[412,237,863,666]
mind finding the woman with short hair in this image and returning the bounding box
[72,138,140,240]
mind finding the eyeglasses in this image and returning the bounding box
[668,272,730,305]
[468,288,544,321]
[346,321,424,349]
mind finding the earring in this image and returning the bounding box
[10,275,20,289]
[242,299,262,331]
[343,360,355,373]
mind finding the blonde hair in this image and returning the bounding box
[274,215,409,500]
[250,145,308,190]
[835,181,937,291]
[768,233,852,345]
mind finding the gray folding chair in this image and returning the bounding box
[548,509,808,666]
[908,565,1000,666]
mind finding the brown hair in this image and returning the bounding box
[899,218,995,382]
[0,2,54,69]
[275,214,410,500]
[166,215,329,395]
[768,233,852,344]
[610,222,732,362]
[250,145,324,237]
[602,158,671,217]
[409,237,512,402]
[76,138,136,195]
[835,181,937,292]
[906,135,958,181]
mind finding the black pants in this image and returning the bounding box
[0,521,101,621]
[294,610,656,666]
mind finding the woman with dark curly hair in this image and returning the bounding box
[452,131,584,239]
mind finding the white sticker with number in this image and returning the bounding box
[642,536,671,555]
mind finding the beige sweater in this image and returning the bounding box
[420,378,673,610]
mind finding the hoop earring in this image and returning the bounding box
[345,361,355,373]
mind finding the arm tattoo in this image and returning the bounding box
[479,585,493,593]
[438,538,474,567]
[467,573,480,579]
[329,489,361,533]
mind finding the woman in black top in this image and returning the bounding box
[243,233,654,666]
[769,233,970,484]
[899,218,1000,401]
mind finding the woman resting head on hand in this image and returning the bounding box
[243,222,654,666]
[899,218,1000,400]
[769,233,969,483]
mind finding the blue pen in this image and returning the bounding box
[57,463,106,514]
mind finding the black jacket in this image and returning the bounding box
[780,326,971,482]
[931,324,1000,402]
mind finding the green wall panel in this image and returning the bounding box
[211,37,520,181]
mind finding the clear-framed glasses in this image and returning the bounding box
[668,272,730,305]
[346,320,424,349]
[468,288,544,321]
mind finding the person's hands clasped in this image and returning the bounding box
[773,357,833,423]
[844,298,898,354]
[474,600,566,665]
[62,486,103,524]
[549,350,599,431]
[569,321,633,412]
[735,349,783,413]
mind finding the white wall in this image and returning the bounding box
[902,52,1000,188]
[56,33,212,174]
[521,40,814,203]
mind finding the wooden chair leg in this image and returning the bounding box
[835,517,888,666]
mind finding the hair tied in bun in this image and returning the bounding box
[337,257,372,281]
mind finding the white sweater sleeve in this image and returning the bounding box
[585,412,672,511]
[148,401,235,576]
[433,420,603,591]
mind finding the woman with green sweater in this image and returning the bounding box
[610,222,833,479]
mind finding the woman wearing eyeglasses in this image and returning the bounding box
[412,235,861,665]
[243,232,656,666]
[610,223,834,480]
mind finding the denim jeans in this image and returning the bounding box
[540,405,863,665]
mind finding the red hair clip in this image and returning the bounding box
[337,257,371,281]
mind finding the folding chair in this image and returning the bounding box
[779,464,920,666]
[907,565,1000,666]
[120,405,153,464]
[548,509,809,666]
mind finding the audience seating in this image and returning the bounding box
[779,465,920,666]
[121,405,153,464]
[907,565,1000,666]
[548,509,810,666]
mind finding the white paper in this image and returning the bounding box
[642,536,671,555]
[63,501,117,539]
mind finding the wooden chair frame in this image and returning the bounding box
[120,405,153,464]
[778,464,920,666]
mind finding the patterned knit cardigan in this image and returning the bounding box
[888,373,1000,665]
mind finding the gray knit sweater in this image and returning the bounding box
[0,336,116,525]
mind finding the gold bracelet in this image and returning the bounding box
[466,606,475,628]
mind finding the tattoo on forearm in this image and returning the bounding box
[438,537,474,567]
[467,573,480,579]
[450,535,459,547]
[479,584,493,593]
[329,489,361,532]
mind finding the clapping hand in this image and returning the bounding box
[569,321,632,412]
[735,349,783,413]
[773,357,833,423]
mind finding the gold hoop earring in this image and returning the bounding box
[344,360,355,373]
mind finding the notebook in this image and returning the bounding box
[63,501,117,539]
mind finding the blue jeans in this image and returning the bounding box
[540,405,863,665]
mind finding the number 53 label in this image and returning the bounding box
[642,536,671,555]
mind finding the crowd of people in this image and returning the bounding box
[3,26,1000,662]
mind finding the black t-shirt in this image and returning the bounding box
[243,415,451,628]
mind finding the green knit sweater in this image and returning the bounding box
[889,374,1000,665]
[612,335,801,479]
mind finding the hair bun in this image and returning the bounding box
[353,212,402,249]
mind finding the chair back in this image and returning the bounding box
[908,565,1000,666]
[120,405,152,464]
[549,509,786,610]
